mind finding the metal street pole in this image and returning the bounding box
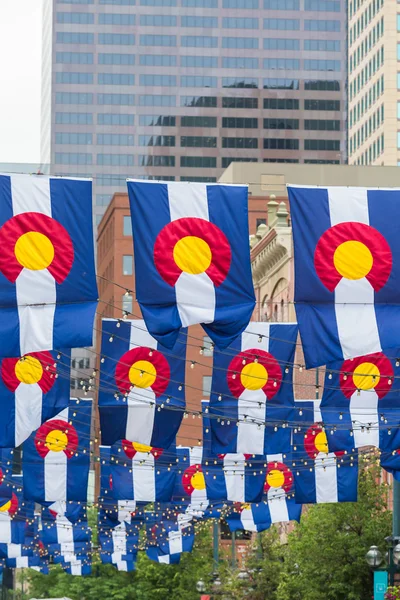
[231,531,236,569]
[391,478,400,586]
[213,521,219,572]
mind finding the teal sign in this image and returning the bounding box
[374,571,388,600]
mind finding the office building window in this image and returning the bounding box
[181,156,217,168]
[56,133,93,144]
[304,80,340,91]
[264,118,299,130]
[203,376,212,396]
[222,137,258,149]
[223,78,258,88]
[264,158,299,163]
[140,35,176,46]
[98,114,134,125]
[140,74,177,86]
[304,139,340,151]
[100,0,136,4]
[56,32,94,44]
[181,96,217,107]
[181,16,217,27]
[181,116,217,127]
[140,0,176,4]
[223,58,259,69]
[58,0,94,3]
[304,60,341,71]
[56,72,93,84]
[304,119,341,130]
[182,0,217,5]
[56,92,93,104]
[304,99,340,110]
[98,94,135,105]
[139,95,176,106]
[99,33,135,45]
[56,52,93,64]
[123,256,133,276]
[122,293,133,314]
[304,19,340,31]
[264,139,299,149]
[256,218,267,229]
[264,19,300,30]
[181,136,217,147]
[222,97,258,109]
[139,135,175,146]
[264,58,300,70]
[97,154,134,166]
[123,216,132,235]
[98,73,135,85]
[56,112,93,125]
[98,53,135,65]
[398,102,400,119]
[264,0,299,7]
[223,17,258,28]
[182,36,218,48]
[181,56,218,68]
[223,0,258,6]
[140,14,177,26]
[56,12,94,23]
[304,159,339,164]
[55,153,92,165]
[139,115,176,126]
[222,117,258,128]
[140,55,177,66]
[263,38,299,50]
[96,194,112,206]
[97,134,134,145]
[99,13,135,24]
[305,0,340,10]
[222,37,258,49]
[221,157,258,168]
[181,176,216,182]
[304,40,340,52]
[181,76,217,87]
[264,98,299,109]
[263,78,299,89]
[139,155,175,167]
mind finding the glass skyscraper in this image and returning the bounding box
[42,0,347,226]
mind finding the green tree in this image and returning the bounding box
[276,465,391,600]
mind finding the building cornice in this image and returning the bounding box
[251,227,292,285]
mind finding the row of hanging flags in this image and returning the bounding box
[0,174,398,572]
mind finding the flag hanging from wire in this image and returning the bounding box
[293,399,358,504]
[127,180,255,349]
[209,322,297,455]
[99,318,186,448]
[288,185,400,368]
[0,350,70,447]
[22,398,92,502]
[0,174,97,356]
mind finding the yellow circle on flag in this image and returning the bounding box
[129,360,156,388]
[314,431,329,454]
[352,362,380,390]
[132,442,152,453]
[173,236,212,275]
[240,362,268,391]
[45,430,68,452]
[15,356,43,385]
[333,240,373,280]
[15,232,55,271]
[267,469,285,489]
[191,471,206,490]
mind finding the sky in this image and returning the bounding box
[0,1,42,165]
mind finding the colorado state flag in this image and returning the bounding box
[127,180,255,349]
[0,174,97,356]
[210,323,297,455]
[288,185,400,368]
[99,318,186,448]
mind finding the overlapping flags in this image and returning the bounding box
[127,180,255,349]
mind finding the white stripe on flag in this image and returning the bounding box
[15,383,43,446]
[158,555,170,564]
[45,451,67,501]
[187,447,208,516]
[237,324,270,454]
[117,500,136,523]
[7,544,22,559]
[132,454,155,501]
[16,557,29,568]
[240,508,257,532]
[224,454,245,502]
[56,515,74,544]
[116,560,128,571]
[11,176,56,355]
[327,187,381,359]
[189,447,203,466]
[0,515,11,543]
[267,488,289,523]
[126,321,157,444]
[112,524,127,554]
[315,454,338,503]
[168,530,183,555]
[71,562,82,576]
[350,390,379,448]
[167,182,215,327]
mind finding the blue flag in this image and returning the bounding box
[99,319,186,448]
[209,323,297,455]
[127,180,255,349]
[288,185,400,368]
[0,174,97,356]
